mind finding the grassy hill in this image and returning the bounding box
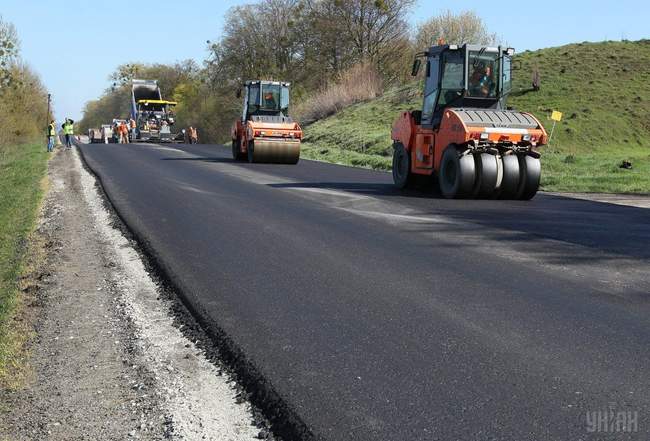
[301,40,650,193]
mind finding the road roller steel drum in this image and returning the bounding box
[248,138,300,164]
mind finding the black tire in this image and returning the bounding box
[516,154,541,200]
[471,152,499,198]
[392,142,413,189]
[232,139,244,161]
[498,154,521,199]
[438,146,475,199]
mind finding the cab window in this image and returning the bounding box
[248,84,260,108]
[261,84,281,111]
[435,51,464,111]
[280,86,290,113]
[502,55,512,94]
[467,50,499,98]
[421,56,439,125]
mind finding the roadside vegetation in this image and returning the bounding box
[0,17,49,146]
[0,15,50,385]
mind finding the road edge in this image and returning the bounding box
[75,142,315,441]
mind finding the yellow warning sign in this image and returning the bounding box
[551,110,563,122]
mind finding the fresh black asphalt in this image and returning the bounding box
[79,142,650,440]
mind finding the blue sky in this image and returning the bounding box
[2,0,647,121]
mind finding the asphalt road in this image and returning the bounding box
[79,141,650,440]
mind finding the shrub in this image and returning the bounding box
[294,63,383,124]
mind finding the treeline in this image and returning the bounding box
[0,16,49,146]
[79,2,496,142]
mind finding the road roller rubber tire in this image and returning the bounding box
[498,154,521,199]
[471,152,499,198]
[392,143,413,189]
[516,154,541,200]
[232,140,245,161]
[439,147,475,199]
[247,139,300,164]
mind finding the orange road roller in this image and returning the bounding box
[232,80,302,164]
[391,44,547,199]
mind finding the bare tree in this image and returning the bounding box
[298,0,356,84]
[415,10,499,49]
[259,0,303,73]
[0,15,19,90]
[109,63,145,86]
[206,0,303,85]
[324,0,414,63]
[300,0,415,82]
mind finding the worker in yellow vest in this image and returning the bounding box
[62,118,74,149]
[47,120,56,152]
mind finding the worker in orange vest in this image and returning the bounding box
[119,121,129,144]
[129,117,137,141]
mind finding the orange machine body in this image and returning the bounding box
[391,109,547,176]
[231,118,302,156]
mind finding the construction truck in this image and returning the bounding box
[231,80,302,164]
[391,44,547,199]
[88,128,102,143]
[100,124,113,143]
[130,79,179,143]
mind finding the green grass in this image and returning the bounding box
[0,142,48,385]
[302,40,650,193]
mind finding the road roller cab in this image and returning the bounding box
[232,80,302,164]
[391,44,547,199]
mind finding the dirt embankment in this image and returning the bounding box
[0,147,265,440]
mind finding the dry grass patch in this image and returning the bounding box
[295,63,383,124]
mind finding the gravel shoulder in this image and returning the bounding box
[0,146,264,440]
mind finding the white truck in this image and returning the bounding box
[100,124,113,144]
[88,128,103,144]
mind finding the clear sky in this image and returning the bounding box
[1,0,647,122]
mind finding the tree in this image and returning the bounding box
[299,0,356,82]
[206,0,304,86]
[109,61,199,95]
[300,0,415,81]
[0,63,49,145]
[0,15,19,89]
[109,63,146,86]
[206,0,415,89]
[415,10,498,49]
[0,16,49,145]
[333,0,415,64]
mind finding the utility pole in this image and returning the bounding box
[47,93,51,124]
